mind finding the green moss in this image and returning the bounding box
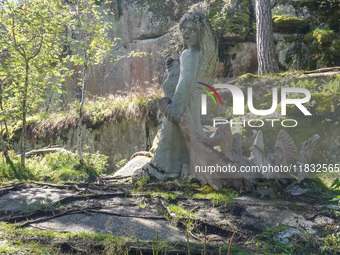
[168,204,196,217]
[191,185,239,205]
[303,32,315,43]
[312,29,335,45]
[236,73,261,83]
[272,15,309,33]
[209,0,251,42]
[224,11,250,41]
[283,34,298,43]
[307,42,320,69]
[236,72,300,85]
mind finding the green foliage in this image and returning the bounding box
[285,77,340,122]
[208,0,251,42]
[66,0,115,68]
[0,0,71,166]
[133,176,149,191]
[331,178,340,190]
[190,185,239,205]
[0,150,107,182]
[272,15,309,33]
[290,79,318,93]
[168,204,196,218]
[0,221,130,255]
[312,29,335,45]
[256,225,294,254]
[330,178,340,204]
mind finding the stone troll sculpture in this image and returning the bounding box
[140,12,319,191]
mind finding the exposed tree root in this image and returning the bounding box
[87,209,167,220]
[17,207,101,228]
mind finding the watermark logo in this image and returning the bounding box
[196,82,222,115]
[200,83,312,116]
[198,83,312,127]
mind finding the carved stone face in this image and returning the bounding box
[180,21,199,49]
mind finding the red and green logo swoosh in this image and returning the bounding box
[196,82,222,106]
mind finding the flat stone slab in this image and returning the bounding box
[233,196,338,233]
[35,209,186,242]
[1,185,338,247]
[0,187,75,213]
[234,196,339,210]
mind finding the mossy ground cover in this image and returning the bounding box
[0,169,340,254]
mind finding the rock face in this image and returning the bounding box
[62,0,340,102]
[224,42,258,77]
[63,0,204,103]
[13,119,159,170]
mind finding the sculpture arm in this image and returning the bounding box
[164,50,199,123]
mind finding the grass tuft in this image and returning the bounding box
[0,150,107,183]
[8,85,163,141]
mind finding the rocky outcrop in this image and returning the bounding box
[63,0,204,103]
[62,0,340,101]
[13,119,159,170]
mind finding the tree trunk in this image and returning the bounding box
[76,60,88,165]
[21,60,29,168]
[0,83,16,173]
[0,129,16,173]
[255,0,278,75]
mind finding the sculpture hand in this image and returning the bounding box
[164,103,181,124]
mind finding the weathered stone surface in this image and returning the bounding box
[0,188,74,213]
[234,196,338,234]
[112,155,150,178]
[37,207,186,242]
[63,0,204,102]
[274,228,302,245]
[224,42,257,77]
[59,0,340,100]
[146,12,219,181]
[289,186,308,196]
[1,185,339,250]
[274,33,297,68]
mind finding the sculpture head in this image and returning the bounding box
[179,12,208,50]
[179,12,218,79]
[179,12,205,49]
[180,20,199,49]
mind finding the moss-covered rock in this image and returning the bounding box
[272,15,309,34]
[312,29,335,45]
[208,0,252,42]
[223,10,250,41]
